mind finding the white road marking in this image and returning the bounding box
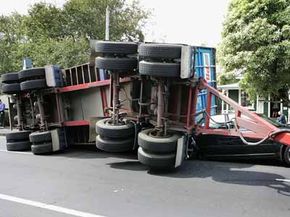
[0,150,32,155]
[275,178,290,183]
[0,193,106,217]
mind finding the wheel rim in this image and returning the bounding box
[287,148,290,161]
[147,129,173,139]
[105,119,126,126]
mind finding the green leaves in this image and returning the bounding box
[218,0,290,100]
[0,0,149,74]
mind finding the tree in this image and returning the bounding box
[0,13,26,72]
[218,0,290,100]
[63,0,149,41]
[0,0,149,74]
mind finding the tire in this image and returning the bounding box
[18,68,45,80]
[138,129,179,153]
[138,147,176,169]
[31,143,52,154]
[20,79,47,91]
[6,131,31,142]
[139,43,181,59]
[29,131,52,143]
[6,141,31,151]
[96,118,135,139]
[139,61,180,77]
[96,135,134,152]
[283,146,290,166]
[95,57,137,72]
[1,72,19,84]
[2,83,21,94]
[94,41,138,55]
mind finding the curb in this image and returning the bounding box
[0,129,12,136]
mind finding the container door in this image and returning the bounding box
[194,47,217,118]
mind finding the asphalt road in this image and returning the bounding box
[0,136,289,217]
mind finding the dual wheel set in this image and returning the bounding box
[94,41,138,154]
[5,130,55,154]
[93,41,185,169]
[1,68,47,94]
[2,68,61,154]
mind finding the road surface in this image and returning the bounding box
[0,136,289,217]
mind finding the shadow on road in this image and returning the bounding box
[49,146,138,160]
[108,160,147,171]
[108,159,290,196]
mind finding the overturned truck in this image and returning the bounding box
[1,41,290,170]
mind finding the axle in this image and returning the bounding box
[112,72,120,125]
[36,93,47,130]
[16,95,23,130]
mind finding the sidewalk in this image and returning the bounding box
[0,127,13,136]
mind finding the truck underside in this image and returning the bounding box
[1,41,290,170]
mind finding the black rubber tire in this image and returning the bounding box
[138,147,176,169]
[20,79,47,91]
[18,68,45,80]
[139,43,182,59]
[1,72,19,84]
[6,141,31,151]
[6,131,31,142]
[94,41,138,55]
[95,57,137,72]
[283,146,290,166]
[96,118,135,139]
[29,131,52,143]
[96,135,134,152]
[139,61,180,77]
[2,83,21,94]
[138,129,179,154]
[31,143,52,154]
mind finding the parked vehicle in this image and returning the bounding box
[196,113,290,166]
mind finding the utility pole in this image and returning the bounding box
[105,6,110,40]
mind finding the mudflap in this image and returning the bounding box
[175,136,186,168]
[51,128,67,152]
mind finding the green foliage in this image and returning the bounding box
[0,13,25,72]
[0,0,149,73]
[218,0,290,100]
[63,0,149,41]
[218,71,239,85]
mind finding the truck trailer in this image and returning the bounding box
[1,41,290,170]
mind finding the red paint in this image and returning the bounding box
[62,120,90,126]
[205,92,211,129]
[57,78,130,93]
[100,87,108,116]
[186,87,193,128]
[195,78,290,147]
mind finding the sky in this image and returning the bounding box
[0,0,231,46]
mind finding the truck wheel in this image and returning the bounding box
[20,79,47,91]
[95,57,137,72]
[18,68,45,80]
[1,72,19,84]
[139,61,180,77]
[6,131,31,143]
[283,146,290,166]
[2,83,21,94]
[96,135,134,152]
[94,41,138,55]
[29,131,52,143]
[96,118,135,139]
[139,44,181,59]
[6,141,31,151]
[138,147,176,169]
[138,129,179,153]
[31,143,52,154]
